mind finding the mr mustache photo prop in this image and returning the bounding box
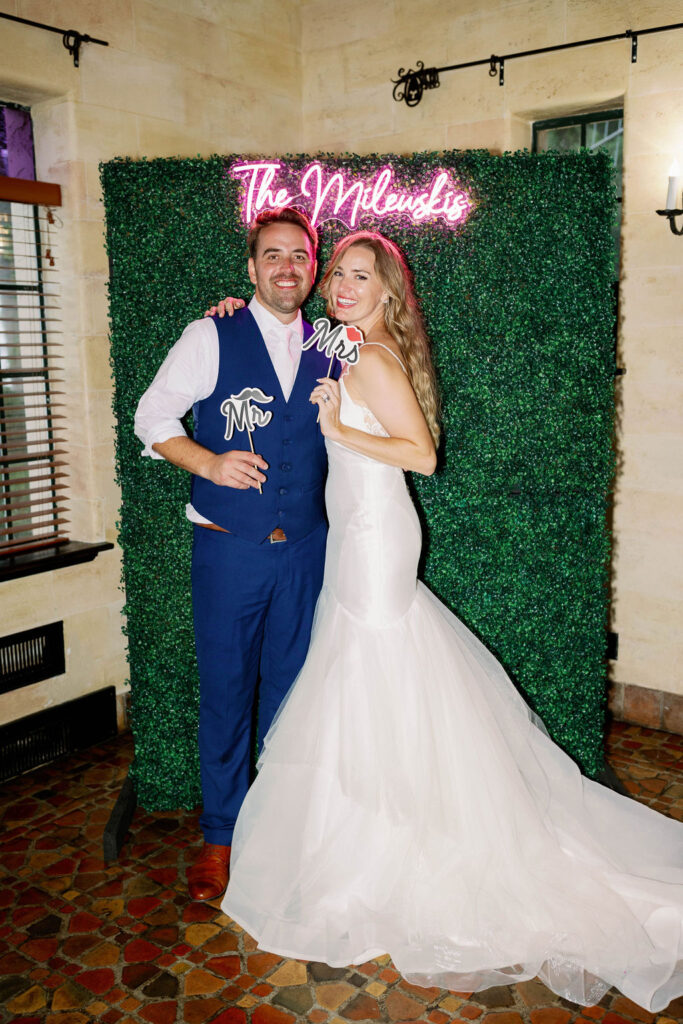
[220,386,274,495]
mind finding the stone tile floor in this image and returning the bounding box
[1,720,682,1024]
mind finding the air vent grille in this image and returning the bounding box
[0,621,65,695]
[0,686,118,783]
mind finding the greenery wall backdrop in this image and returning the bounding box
[101,150,616,810]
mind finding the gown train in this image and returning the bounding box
[222,372,683,1013]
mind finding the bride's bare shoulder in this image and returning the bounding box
[345,337,408,406]
[356,333,405,370]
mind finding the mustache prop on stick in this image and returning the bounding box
[220,386,274,495]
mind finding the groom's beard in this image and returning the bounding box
[254,272,311,317]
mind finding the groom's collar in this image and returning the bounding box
[248,295,303,342]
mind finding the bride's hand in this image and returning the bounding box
[203,297,246,318]
[310,377,341,437]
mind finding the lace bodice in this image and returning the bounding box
[339,377,390,437]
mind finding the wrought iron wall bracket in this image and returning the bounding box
[62,29,102,68]
[626,29,638,62]
[0,12,108,67]
[392,62,440,107]
[656,209,683,236]
[392,21,682,106]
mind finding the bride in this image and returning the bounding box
[218,231,683,1013]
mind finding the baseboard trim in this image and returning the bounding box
[0,686,118,783]
[608,681,683,736]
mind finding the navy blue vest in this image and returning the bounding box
[191,308,330,543]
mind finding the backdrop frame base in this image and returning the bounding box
[103,773,137,862]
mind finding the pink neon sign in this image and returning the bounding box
[231,161,473,230]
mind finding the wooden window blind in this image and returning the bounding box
[0,176,66,557]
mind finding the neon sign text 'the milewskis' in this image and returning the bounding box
[231,161,473,230]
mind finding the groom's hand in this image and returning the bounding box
[206,450,268,489]
[204,297,246,318]
[152,437,267,488]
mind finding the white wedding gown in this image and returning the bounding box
[222,354,683,1013]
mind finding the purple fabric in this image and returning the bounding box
[1,107,35,180]
[0,109,6,176]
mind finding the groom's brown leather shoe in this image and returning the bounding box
[187,843,231,901]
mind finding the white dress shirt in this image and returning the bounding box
[134,296,304,523]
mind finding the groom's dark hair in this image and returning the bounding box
[247,207,318,260]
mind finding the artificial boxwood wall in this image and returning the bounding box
[102,150,615,809]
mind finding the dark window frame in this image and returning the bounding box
[532,109,624,154]
[1,105,112,582]
[533,109,624,282]
[532,109,624,378]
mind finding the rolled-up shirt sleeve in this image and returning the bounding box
[134,318,219,459]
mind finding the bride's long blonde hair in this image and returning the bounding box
[319,232,440,446]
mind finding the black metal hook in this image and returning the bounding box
[62,29,83,67]
[626,28,638,62]
[488,55,498,77]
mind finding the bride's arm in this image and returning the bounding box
[311,346,437,476]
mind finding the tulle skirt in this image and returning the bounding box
[223,581,683,1012]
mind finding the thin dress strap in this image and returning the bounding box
[361,341,407,374]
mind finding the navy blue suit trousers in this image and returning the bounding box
[191,522,327,845]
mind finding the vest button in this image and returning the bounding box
[284,415,293,423]
[283,438,291,445]
[279,487,288,495]
[280,463,291,471]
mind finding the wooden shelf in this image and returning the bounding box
[0,175,62,207]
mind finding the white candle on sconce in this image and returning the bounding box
[665,159,680,210]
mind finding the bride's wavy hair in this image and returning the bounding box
[319,232,440,446]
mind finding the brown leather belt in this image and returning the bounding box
[267,527,287,543]
[198,522,287,543]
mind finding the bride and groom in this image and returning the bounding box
[135,207,683,1013]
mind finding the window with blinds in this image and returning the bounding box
[0,193,67,556]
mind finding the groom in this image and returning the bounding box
[134,208,330,901]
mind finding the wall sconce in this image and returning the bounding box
[656,159,682,235]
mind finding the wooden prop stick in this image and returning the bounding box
[309,322,364,422]
[219,386,274,496]
[317,354,339,421]
[246,427,263,495]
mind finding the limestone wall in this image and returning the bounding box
[300,0,683,721]
[0,0,302,726]
[0,0,681,732]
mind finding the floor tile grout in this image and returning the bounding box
[0,721,681,1024]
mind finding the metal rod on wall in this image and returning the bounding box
[392,21,683,107]
[0,12,108,67]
